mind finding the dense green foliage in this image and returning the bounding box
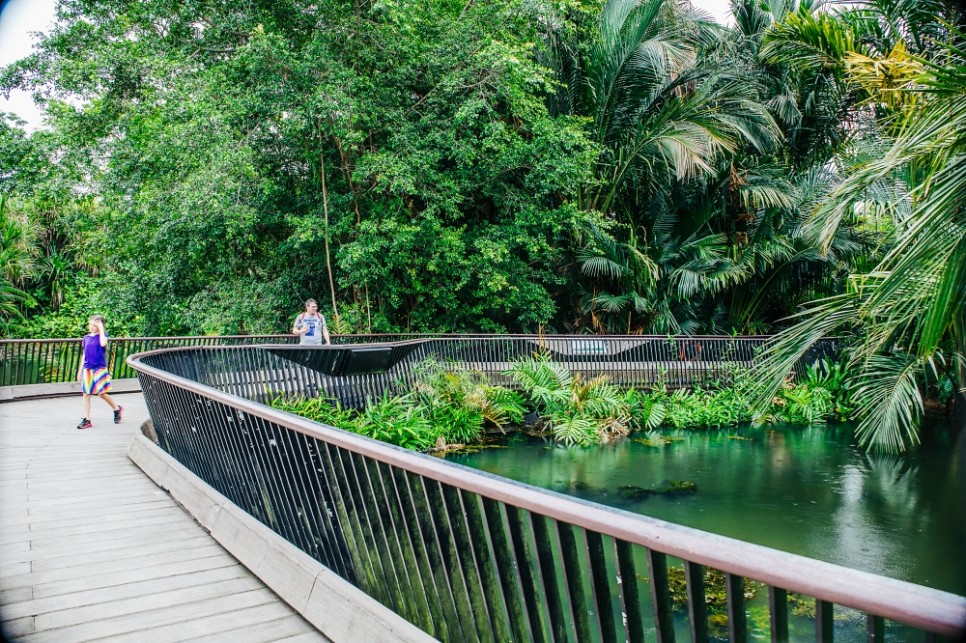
[273,357,848,450]
[0,0,895,336]
[271,358,526,450]
[2,0,963,450]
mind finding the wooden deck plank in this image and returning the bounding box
[27,551,244,599]
[25,491,173,514]
[5,577,268,636]
[182,615,331,643]
[2,527,209,564]
[1,499,175,528]
[1,507,196,541]
[1,565,256,620]
[12,587,282,641]
[1,543,231,590]
[0,395,329,642]
[18,487,171,510]
[110,602,328,643]
[30,536,215,572]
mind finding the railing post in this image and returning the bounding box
[816,599,834,642]
[726,572,747,643]
[769,587,789,642]
[685,561,709,643]
[648,550,676,643]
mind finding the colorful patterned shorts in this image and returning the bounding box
[81,367,113,395]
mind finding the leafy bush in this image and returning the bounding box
[354,394,442,451]
[768,384,834,425]
[803,358,855,421]
[624,388,666,431]
[506,354,630,445]
[272,360,527,451]
[274,357,850,452]
[409,358,525,431]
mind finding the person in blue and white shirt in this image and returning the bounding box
[292,299,331,345]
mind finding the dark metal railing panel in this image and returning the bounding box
[685,561,709,642]
[3,333,836,391]
[530,513,573,641]
[615,539,647,642]
[125,335,836,415]
[399,467,466,640]
[770,587,789,642]
[649,550,676,643]
[126,342,965,643]
[726,573,748,642]
[0,335,300,386]
[505,504,551,643]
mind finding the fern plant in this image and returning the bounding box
[506,354,631,444]
[409,358,526,436]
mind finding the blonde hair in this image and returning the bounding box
[88,314,106,325]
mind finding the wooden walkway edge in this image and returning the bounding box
[0,394,329,643]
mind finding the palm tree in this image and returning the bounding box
[0,194,36,332]
[752,34,966,451]
[543,0,781,332]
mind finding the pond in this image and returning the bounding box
[443,422,966,597]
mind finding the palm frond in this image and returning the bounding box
[850,354,924,452]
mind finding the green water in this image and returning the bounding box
[444,423,966,596]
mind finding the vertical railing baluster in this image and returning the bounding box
[726,573,748,643]
[377,464,439,636]
[480,498,534,643]
[769,587,789,642]
[615,540,646,643]
[420,478,478,640]
[322,443,380,598]
[685,561,709,643]
[587,530,618,642]
[401,469,465,640]
[285,431,336,569]
[433,484,488,640]
[458,489,514,643]
[309,438,357,582]
[648,549,676,643]
[505,505,551,643]
[361,456,415,619]
[556,522,593,642]
[343,450,403,612]
[867,615,884,642]
[531,514,573,642]
[816,599,834,642]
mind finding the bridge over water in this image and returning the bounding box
[1,335,964,642]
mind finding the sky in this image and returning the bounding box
[0,0,735,132]
[0,0,57,130]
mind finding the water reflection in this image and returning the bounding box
[446,423,966,595]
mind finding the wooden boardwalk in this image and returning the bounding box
[0,394,329,642]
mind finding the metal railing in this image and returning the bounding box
[129,342,965,642]
[1,333,838,389]
[0,335,298,386]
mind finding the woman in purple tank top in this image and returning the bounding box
[76,315,122,430]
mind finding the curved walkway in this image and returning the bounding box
[0,394,328,642]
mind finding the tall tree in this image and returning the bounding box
[752,12,966,451]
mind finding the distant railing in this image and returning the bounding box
[0,333,838,389]
[0,335,301,386]
[129,343,965,642]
